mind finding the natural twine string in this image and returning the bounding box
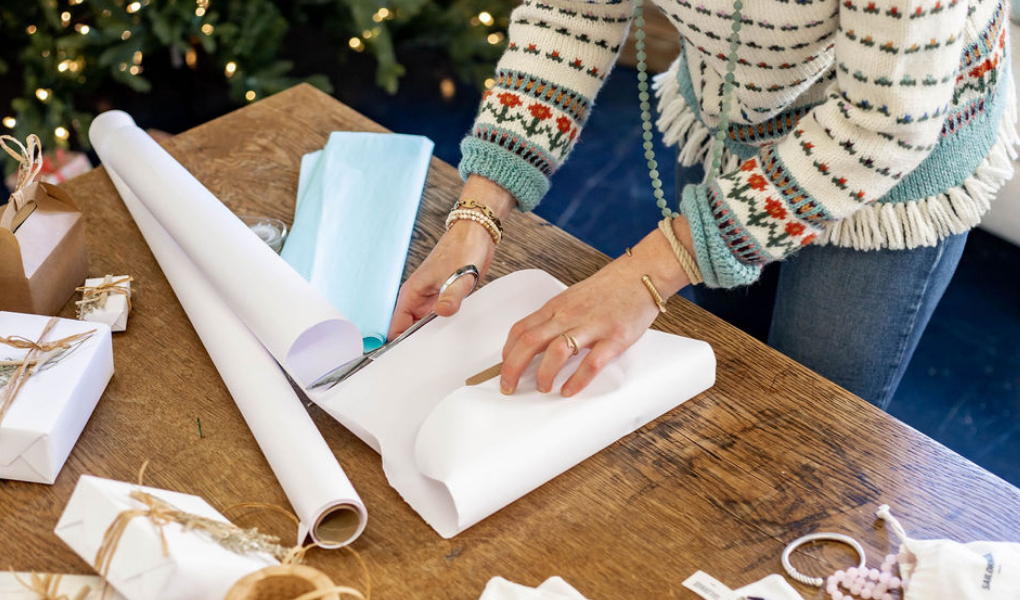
[0,134,43,205]
[95,463,371,600]
[0,317,95,434]
[75,276,134,318]
[658,217,704,285]
[11,571,91,600]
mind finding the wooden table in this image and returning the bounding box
[3,85,1018,598]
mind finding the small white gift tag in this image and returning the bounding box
[76,275,132,332]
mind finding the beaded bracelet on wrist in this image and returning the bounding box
[445,209,502,245]
[454,199,503,233]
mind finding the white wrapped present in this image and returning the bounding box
[55,475,280,600]
[76,275,132,332]
[0,311,113,484]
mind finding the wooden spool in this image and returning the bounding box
[224,564,340,600]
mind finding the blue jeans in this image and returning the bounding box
[678,164,968,409]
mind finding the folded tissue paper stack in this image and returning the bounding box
[281,131,435,351]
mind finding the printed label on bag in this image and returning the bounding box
[683,571,734,600]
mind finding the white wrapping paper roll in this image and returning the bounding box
[90,111,367,547]
[90,111,361,386]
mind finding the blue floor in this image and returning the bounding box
[338,65,1020,488]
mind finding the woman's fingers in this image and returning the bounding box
[433,273,476,317]
[535,330,585,393]
[561,340,623,397]
[499,318,561,394]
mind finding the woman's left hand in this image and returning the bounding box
[499,219,695,397]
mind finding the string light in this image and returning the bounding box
[245,90,256,101]
[133,51,143,65]
[76,24,90,34]
[129,65,142,75]
[118,63,128,71]
[478,11,494,26]
[201,23,214,35]
[61,11,71,26]
[362,29,373,39]
[41,49,50,57]
[224,61,237,77]
[484,78,495,89]
[69,0,83,5]
[487,32,503,44]
[121,30,131,40]
[26,24,37,34]
[348,37,364,51]
[54,126,70,140]
[195,7,205,16]
[2,117,15,129]
[35,88,50,102]
[440,77,455,100]
[58,60,71,72]
[185,47,198,68]
[126,2,141,13]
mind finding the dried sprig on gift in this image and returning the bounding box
[0,338,90,391]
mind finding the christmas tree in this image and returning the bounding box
[0,0,509,156]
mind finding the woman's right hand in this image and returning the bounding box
[388,175,517,339]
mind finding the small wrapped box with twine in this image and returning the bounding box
[54,475,284,600]
[0,311,113,484]
[77,275,133,332]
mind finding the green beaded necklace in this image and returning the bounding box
[633,0,743,219]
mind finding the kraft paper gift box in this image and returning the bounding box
[55,475,279,600]
[0,311,113,484]
[0,160,89,316]
[77,275,132,332]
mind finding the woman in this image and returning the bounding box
[389,0,1017,407]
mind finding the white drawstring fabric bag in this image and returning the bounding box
[878,504,1020,599]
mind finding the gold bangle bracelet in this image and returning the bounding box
[641,275,668,313]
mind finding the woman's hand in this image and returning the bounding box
[388,175,517,339]
[499,217,696,397]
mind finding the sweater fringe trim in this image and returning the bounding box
[653,61,1020,251]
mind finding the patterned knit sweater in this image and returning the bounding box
[459,0,1019,287]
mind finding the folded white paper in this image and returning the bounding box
[0,312,113,484]
[312,270,716,538]
[90,111,367,547]
[0,572,125,600]
[54,475,277,600]
[78,275,131,332]
[89,112,362,386]
[480,577,592,600]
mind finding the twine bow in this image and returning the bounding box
[0,316,95,434]
[12,572,91,600]
[94,463,370,600]
[75,276,134,318]
[0,134,44,229]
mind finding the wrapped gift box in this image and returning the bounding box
[0,312,113,484]
[55,475,279,600]
[77,275,132,332]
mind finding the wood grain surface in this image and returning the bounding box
[1,84,1017,599]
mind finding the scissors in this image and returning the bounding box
[306,265,481,392]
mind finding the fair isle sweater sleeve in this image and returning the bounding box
[685,0,971,287]
[459,0,633,211]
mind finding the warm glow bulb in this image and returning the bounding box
[348,37,363,51]
[2,117,16,129]
[129,65,142,75]
[55,126,70,140]
[478,11,494,26]
[126,2,141,13]
[245,90,256,101]
[77,24,90,34]
[487,32,503,44]
[121,30,131,40]
[26,25,37,34]
[58,60,70,72]
[224,61,237,76]
[195,7,205,16]
[61,11,71,25]
[201,23,214,34]
[378,7,390,18]
[440,78,455,100]
[35,88,50,102]
[484,78,496,88]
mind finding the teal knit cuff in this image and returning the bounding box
[458,136,550,212]
[681,183,763,289]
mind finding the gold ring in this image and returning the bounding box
[561,333,579,355]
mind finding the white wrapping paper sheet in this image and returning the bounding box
[89,112,361,386]
[311,270,716,538]
[89,111,367,547]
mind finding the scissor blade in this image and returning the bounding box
[306,355,370,391]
